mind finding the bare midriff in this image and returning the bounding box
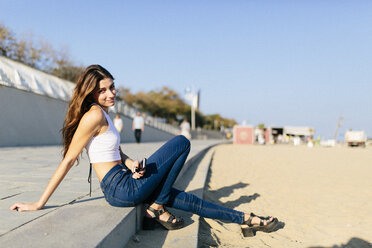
[93,160,123,182]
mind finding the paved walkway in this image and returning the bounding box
[0,139,222,247]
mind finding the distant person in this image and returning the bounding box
[293,136,301,146]
[220,124,225,135]
[132,111,144,143]
[278,134,283,144]
[180,119,191,140]
[307,138,314,148]
[113,114,123,133]
[10,65,278,238]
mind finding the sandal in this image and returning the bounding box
[142,206,184,230]
[241,213,279,237]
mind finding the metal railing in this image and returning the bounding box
[111,101,180,135]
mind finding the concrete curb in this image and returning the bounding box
[164,145,217,248]
[125,143,220,248]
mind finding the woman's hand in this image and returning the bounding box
[10,202,43,212]
[131,160,146,179]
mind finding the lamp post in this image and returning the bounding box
[185,87,199,131]
[191,104,195,131]
[191,93,199,130]
[334,114,343,141]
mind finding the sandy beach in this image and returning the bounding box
[199,144,372,248]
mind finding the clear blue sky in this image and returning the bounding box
[2,0,371,139]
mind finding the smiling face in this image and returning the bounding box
[93,78,117,111]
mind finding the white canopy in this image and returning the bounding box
[284,126,314,136]
[0,56,74,101]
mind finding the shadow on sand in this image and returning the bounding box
[308,237,372,248]
[198,166,285,247]
[204,182,260,207]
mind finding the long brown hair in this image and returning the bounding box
[61,65,114,160]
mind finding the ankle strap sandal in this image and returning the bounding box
[241,213,279,237]
[143,206,184,230]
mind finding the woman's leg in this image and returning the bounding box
[131,135,191,205]
[165,188,277,228]
[166,188,245,224]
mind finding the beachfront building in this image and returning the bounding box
[233,125,314,145]
[270,126,314,144]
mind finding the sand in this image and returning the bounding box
[198,144,372,248]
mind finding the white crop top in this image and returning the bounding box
[85,105,121,163]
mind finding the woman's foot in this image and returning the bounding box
[242,213,275,226]
[146,204,178,223]
[143,203,184,230]
[241,213,279,237]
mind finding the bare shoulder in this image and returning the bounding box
[80,106,105,129]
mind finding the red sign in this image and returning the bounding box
[233,126,254,144]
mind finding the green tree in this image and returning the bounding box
[0,23,16,57]
[118,85,237,128]
[117,86,189,125]
[0,23,83,82]
[257,123,265,129]
[204,114,237,130]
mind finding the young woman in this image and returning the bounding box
[10,65,278,237]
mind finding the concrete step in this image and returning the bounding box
[1,189,137,247]
[0,140,222,248]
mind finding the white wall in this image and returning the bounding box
[0,85,174,147]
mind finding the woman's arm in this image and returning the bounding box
[10,109,103,212]
[119,146,145,179]
[9,158,74,211]
[119,146,133,169]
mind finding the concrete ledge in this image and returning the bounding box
[160,145,217,247]
[0,141,221,248]
[125,143,219,248]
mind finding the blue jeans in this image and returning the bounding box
[100,135,245,224]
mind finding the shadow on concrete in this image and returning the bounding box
[308,237,372,248]
[42,205,63,209]
[70,196,104,204]
[42,196,105,209]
